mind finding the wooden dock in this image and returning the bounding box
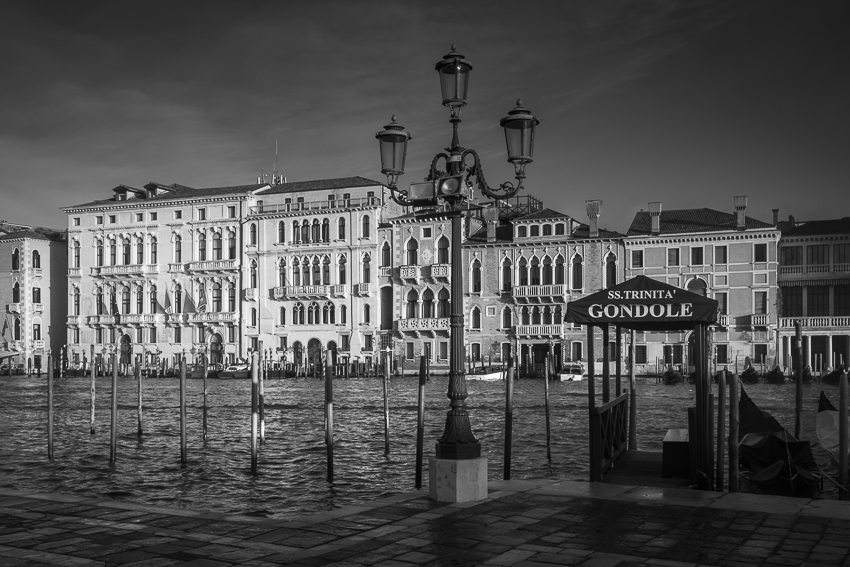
[601,450,690,488]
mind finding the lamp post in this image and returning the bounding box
[376,46,539,499]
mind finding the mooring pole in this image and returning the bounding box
[250,351,258,474]
[259,350,265,446]
[47,351,54,461]
[325,350,334,482]
[716,370,727,491]
[504,357,514,480]
[110,350,118,464]
[728,373,739,492]
[544,353,552,463]
[601,325,610,403]
[202,353,208,442]
[383,351,390,455]
[90,352,96,435]
[136,359,142,437]
[179,353,187,467]
[794,321,803,439]
[629,329,637,450]
[615,325,622,397]
[840,369,848,501]
[415,355,426,489]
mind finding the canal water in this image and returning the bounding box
[0,374,840,519]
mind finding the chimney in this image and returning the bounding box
[734,195,748,230]
[649,202,662,235]
[483,206,500,243]
[585,200,601,238]
[772,208,779,225]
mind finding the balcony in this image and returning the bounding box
[68,267,81,277]
[166,313,188,324]
[32,303,43,313]
[779,265,803,275]
[168,263,185,273]
[750,314,770,327]
[717,314,729,327]
[512,284,568,303]
[249,196,381,215]
[7,303,21,313]
[379,266,392,278]
[806,264,831,274]
[33,340,44,350]
[428,264,450,281]
[515,324,564,338]
[86,315,116,325]
[354,282,371,296]
[120,314,158,325]
[398,317,450,337]
[188,259,238,273]
[67,315,82,326]
[190,312,239,324]
[31,268,43,278]
[780,317,850,329]
[331,284,347,297]
[274,285,331,299]
[91,264,159,277]
[245,288,257,301]
[399,265,419,282]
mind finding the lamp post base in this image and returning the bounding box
[428,456,488,502]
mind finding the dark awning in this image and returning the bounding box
[566,275,718,331]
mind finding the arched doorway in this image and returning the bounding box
[292,341,303,367]
[307,338,323,372]
[209,333,223,366]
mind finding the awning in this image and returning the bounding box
[566,275,719,331]
[0,350,21,360]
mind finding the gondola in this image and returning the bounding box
[740,366,760,384]
[816,391,846,468]
[821,365,846,386]
[764,366,785,384]
[737,386,819,497]
[663,368,683,385]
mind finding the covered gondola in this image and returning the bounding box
[822,365,846,386]
[764,366,785,385]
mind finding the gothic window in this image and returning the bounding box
[322,219,330,242]
[521,306,530,325]
[381,242,391,266]
[422,289,434,318]
[32,250,41,268]
[437,289,450,318]
[471,259,481,292]
[122,238,131,265]
[437,236,449,264]
[406,289,419,319]
[32,287,41,303]
[174,284,182,313]
[501,258,512,291]
[280,306,286,326]
[554,306,563,325]
[322,256,331,285]
[278,221,285,243]
[250,261,257,288]
[279,261,287,287]
[542,256,553,285]
[605,253,617,288]
[198,232,207,261]
[518,257,528,286]
[542,306,552,325]
[363,304,371,323]
[312,257,321,285]
[301,220,309,243]
[292,221,300,243]
[292,259,301,286]
[12,282,20,303]
[312,219,321,243]
[338,255,347,284]
[406,238,418,265]
[249,223,257,246]
[531,306,541,325]
[14,318,20,340]
[363,253,371,282]
[362,215,370,238]
[555,255,565,285]
[530,257,540,286]
[571,254,583,290]
[471,306,481,329]
[308,302,319,325]
[502,306,512,329]
[301,257,310,286]
[323,302,335,324]
[11,248,19,270]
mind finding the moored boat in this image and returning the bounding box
[764,366,785,384]
[467,367,504,381]
[559,363,584,381]
[816,390,846,468]
[821,365,846,386]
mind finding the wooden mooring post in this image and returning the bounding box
[179,354,187,467]
[840,369,848,500]
[202,353,208,442]
[383,353,390,455]
[325,350,334,482]
[728,373,739,492]
[136,359,143,437]
[794,321,803,439]
[250,352,258,474]
[628,330,637,450]
[716,370,727,491]
[415,355,427,489]
[109,350,118,464]
[543,353,552,463]
[504,358,514,480]
[259,350,265,446]
[47,351,54,460]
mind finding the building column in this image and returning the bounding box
[826,334,834,370]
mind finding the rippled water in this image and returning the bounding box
[0,374,840,519]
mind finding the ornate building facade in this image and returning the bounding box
[623,196,780,375]
[0,222,67,371]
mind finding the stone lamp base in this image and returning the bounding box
[428,456,488,502]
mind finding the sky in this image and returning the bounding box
[1,0,848,234]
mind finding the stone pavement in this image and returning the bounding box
[2,480,850,567]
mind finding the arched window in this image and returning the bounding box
[12,282,20,303]
[438,289,450,318]
[437,237,450,264]
[122,238,131,265]
[11,248,19,271]
[338,218,346,240]
[212,233,222,260]
[32,287,41,303]
[250,261,257,288]
[96,240,104,266]
[605,253,617,287]
[363,304,371,323]
[135,285,143,313]
[174,235,182,263]
[13,318,20,340]
[555,223,566,235]
[518,257,528,286]
[340,305,347,325]
[96,287,104,315]
[338,255,347,284]
[362,215,370,238]
[292,221,300,243]
[249,223,257,246]
[542,256,553,285]
[571,254,583,290]
[517,226,527,238]
[149,285,157,314]
[278,221,285,243]
[198,232,207,261]
[294,302,305,324]
[301,257,310,286]
[471,306,481,329]
[312,257,321,285]
[322,219,330,242]
[323,302,335,324]
[175,284,182,313]
[422,289,434,318]
[381,242,391,266]
[110,239,117,265]
[308,302,320,325]
[74,288,80,316]
[530,257,540,285]
[543,224,552,236]
[228,283,236,311]
[363,253,371,282]
[228,231,236,259]
[292,259,301,286]
[471,259,481,292]
[312,219,321,243]
[279,261,287,287]
[122,285,131,314]
[212,283,222,312]
[502,306,512,329]
[150,237,157,263]
[521,306,530,325]
[555,255,565,285]
[542,306,552,325]
[279,306,286,326]
[32,250,41,269]
[136,237,144,264]
[530,225,540,237]
[531,306,541,325]
[301,220,309,243]
[322,256,330,285]
[554,306,563,325]
[72,241,80,268]
[406,239,418,265]
[406,289,419,319]
[501,258,512,291]
[687,278,707,297]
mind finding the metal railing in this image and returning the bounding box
[589,393,629,482]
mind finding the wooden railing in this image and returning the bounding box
[589,393,629,482]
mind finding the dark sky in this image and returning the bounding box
[1,0,848,233]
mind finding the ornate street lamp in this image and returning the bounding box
[375,46,540,464]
